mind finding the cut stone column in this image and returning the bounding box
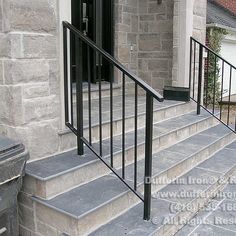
[0,0,63,160]
[172,0,206,88]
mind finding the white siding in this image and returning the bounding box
[220,31,236,97]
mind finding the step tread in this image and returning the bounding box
[90,168,220,236]
[81,96,186,127]
[33,125,233,222]
[26,110,212,180]
[175,171,236,236]
[81,82,121,93]
[91,140,236,236]
[114,124,232,185]
[34,175,129,219]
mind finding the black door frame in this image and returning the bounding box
[71,0,114,83]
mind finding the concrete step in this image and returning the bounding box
[24,110,216,199]
[22,125,235,236]
[91,139,236,236]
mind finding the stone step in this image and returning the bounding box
[91,139,236,236]
[24,110,216,199]
[76,96,195,142]
[174,157,236,236]
[22,125,235,236]
[59,98,194,149]
[74,83,122,102]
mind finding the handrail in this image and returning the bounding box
[63,21,164,102]
[191,37,236,71]
[189,37,236,132]
[63,21,164,221]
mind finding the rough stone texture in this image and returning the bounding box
[4,60,49,85]
[2,0,57,33]
[114,0,174,92]
[137,0,174,92]
[0,33,22,58]
[24,96,59,123]
[23,83,50,99]
[10,121,58,159]
[48,60,60,96]
[0,61,3,85]
[0,0,62,165]
[22,35,57,59]
[0,1,2,32]
[0,86,24,126]
[114,0,139,79]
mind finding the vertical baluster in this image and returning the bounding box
[63,25,69,124]
[98,54,102,156]
[110,63,113,167]
[235,116,236,132]
[143,93,153,221]
[134,83,138,190]
[212,55,217,114]
[122,72,126,179]
[220,61,224,120]
[205,50,210,108]
[76,38,84,155]
[197,45,203,115]
[70,31,74,126]
[87,45,92,145]
[193,41,196,99]
[189,38,193,91]
[227,67,232,125]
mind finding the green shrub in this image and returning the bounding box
[204,27,228,106]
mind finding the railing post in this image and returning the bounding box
[143,93,153,221]
[189,37,192,91]
[197,45,203,115]
[75,38,84,155]
[63,25,69,124]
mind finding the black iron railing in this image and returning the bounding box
[63,21,164,220]
[189,37,236,132]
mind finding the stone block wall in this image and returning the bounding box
[115,0,174,92]
[137,0,173,93]
[0,0,207,161]
[0,0,63,161]
[114,0,139,79]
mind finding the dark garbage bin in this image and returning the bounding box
[0,136,29,236]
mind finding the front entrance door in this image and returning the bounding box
[71,0,114,83]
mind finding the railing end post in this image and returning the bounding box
[143,93,153,221]
[143,201,151,221]
[77,138,84,156]
[143,176,151,221]
[75,37,84,156]
[197,45,204,115]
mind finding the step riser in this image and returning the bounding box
[83,102,195,143]
[59,102,195,150]
[155,166,236,236]
[75,87,122,102]
[151,131,236,193]
[35,190,138,236]
[25,115,216,200]
[32,131,235,236]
